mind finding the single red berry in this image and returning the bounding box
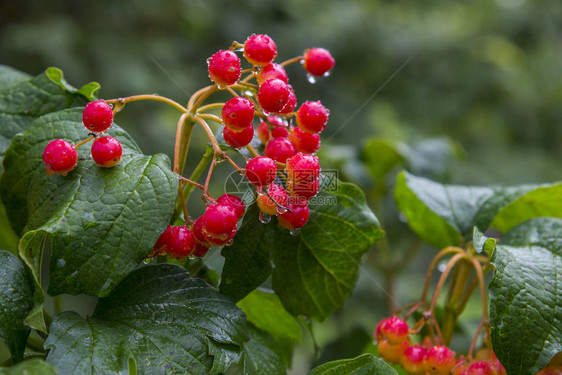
[462,361,495,375]
[487,358,507,375]
[425,346,457,375]
[42,139,78,176]
[193,242,210,257]
[287,178,319,200]
[257,121,271,145]
[401,345,428,375]
[244,34,277,66]
[279,86,297,114]
[217,193,246,220]
[149,225,173,257]
[245,156,277,187]
[222,97,255,131]
[277,201,310,230]
[257,183,289,216]
[208,50,241,86]
[296,100,329,134]
[264,137,297,163]
[166,225,196,259]
[257,63,288,85]
[303,47,335,77]
[91,135,123,168]
[257,79,290,113]
[193,216,211,246]
[83,100,113,132]
[271,126,289,138]
[285,152,321,183]
[377,339,410,365]
[223,124,254,148]
[375,316,410,344]
[201,204,238,241]
[289,127,321,154]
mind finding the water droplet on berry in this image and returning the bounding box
[306,73,317,84]
[437,261,448,273]
[225,239,235,246]
[289,228,300,236]
[259,212,272,224]
[234,47,244,52]
[256,186,265,195]
[217,84,225,90]
[244,90,254,97]
[276,206,287,215]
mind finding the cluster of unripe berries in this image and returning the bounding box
[375,316,507,375]
[42,100,123,175]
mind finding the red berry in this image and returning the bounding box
[401,345,428,375]
[425,346,456,375]
[223,124,254,148]
[193,242,210,257]
[245,156,277,187]
[289,127,321,154]
[375,316,409,344]
[271,126,289,138]
[462,361,495,375]
[83,100,113,132]
[201,204,238,240]
[194,214,237,247]
[91,136,123,168]
[208,50,241,86]
[303,47,335,77]
[264,137,297,163]
[287,178,319,200]
[257,183,289,216]
[279,86,297,114]
[257,63,288,85]
[222,97,255,131]
[285,152,321,183]
[277,201,310,230]
[243,34,277,66]
[166,225,196,259]
[296,101,329,134]
[487,358,507,375]
[257,121,271,145]
[42,139,78,176]
[150,225,173,257]
[257,79,290,113]
[217,193,246,220]
[377,339,410,365]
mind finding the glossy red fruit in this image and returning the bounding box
[217,193,246,219]
[378,339,410,364]
[271,126,289,138]
[150,225,173,257]
[42,139,78,176]
[487,358,507,375]
[223,124,254,148]
[257,63,288,85]
[166,225,196,259]
[244,34,277,66]
[208,50,241,86]
[296,100,329,134]
[264,137,297,163]
[425,346,457,375]
[83,100,113,132]
[279,86,297,114]
[201,204,238,240]
[285,152,321,183]
[461,361,495,375]
[257,183,289,216]
[401,345,428,375]
[375,316,409,344]
[287,178,319,200]
[257,79,290,113]
[257,121,271,145]
[193,242,210,257]
[222,97,255,131]
[245,156,277,187]
[193,217,211,246]
[91,136,123,168]
[277,201,310,230]
[289,127,321,154]
[303,47,335,77]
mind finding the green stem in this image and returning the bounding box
[177,118,195,176]
[106,94,187,113]
[26,335,45,353]
[442,258,473,345]
[54,295,62,314]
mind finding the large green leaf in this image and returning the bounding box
[0,108,177,302]
[0,65,30,92]
[308,354,397,375]
[272,180,383,321]
[45,264,247,375]
[0,203,18,254]
[0,358,57,375]
[488,218,562,375]
[395,171,562,248]
[0,251,34,362]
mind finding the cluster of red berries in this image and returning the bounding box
[375,316,507,375]
[42,100,123,175]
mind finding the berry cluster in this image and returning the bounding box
[374,316,507,375]
[42,100,123,175]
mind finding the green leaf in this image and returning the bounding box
[272,179,383,321]
[0,358,57,375]
[0,202,18,255]
[0,66,98,163]
[237,289,301,364]
[238,324,286,375]
[308,354,397,375]
[360,138,406,182]
[0,251,34,362]
[1,108,178,300]
[0,65,30,91]
[489,218,562,375]
[45,264,247,375]
[220,205,276,302]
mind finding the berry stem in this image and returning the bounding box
[106,95,187,113]
[73,135,95,150]
[203,154,216,198]
[225,86,239,97]
[197,103,225,113]
[189,85,219,113]
[421,247,464,306]
[178,175,205,190]
[229,41,244,51]
[173,113,193,174]
[280,55,304,67]
[178,181,190,222]
[193,116,223,154]
[236,81,259,90]
[246,144,261,157]
[427,252,468,315]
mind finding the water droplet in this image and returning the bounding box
[259,212,272,224]
[206,57,211,65]
[398,212,408,223]
[225,239,235,246]
[244,90,254,97]
[323,71,331,78]
[234,47,244,52]
[217,84,224,90]
[262,110,271,116]
[256,186,265,195]
[289,228,300,236]
[306,73,317,84]
[276,206,287,215]
[437,261,447,273]
[143,258,153,265]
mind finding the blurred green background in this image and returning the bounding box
[1,0,561,373]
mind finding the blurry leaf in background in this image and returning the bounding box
[309,353,397,375]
